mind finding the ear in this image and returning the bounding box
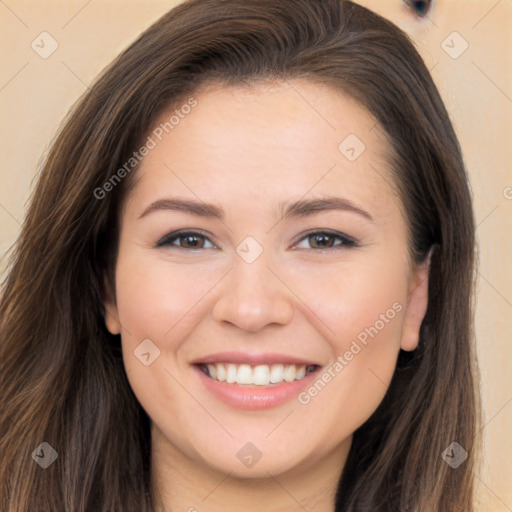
[400,251,432,352]
[103,277,122,335]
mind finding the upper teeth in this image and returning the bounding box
[202,363,314,386]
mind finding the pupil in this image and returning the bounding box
[184,235,201,248]
[311,234,333,248]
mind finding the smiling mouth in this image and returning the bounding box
[196,363,320,386]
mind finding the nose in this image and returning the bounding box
[210,254,294,332]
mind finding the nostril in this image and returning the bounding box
[404,0,432,18]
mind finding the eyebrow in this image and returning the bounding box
[137,196,374,222]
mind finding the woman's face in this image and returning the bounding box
[105,80,429,477]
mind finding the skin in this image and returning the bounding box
[104,80,429,512]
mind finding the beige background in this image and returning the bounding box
[0,1,510,509]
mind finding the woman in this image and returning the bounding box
[0,0,480,510]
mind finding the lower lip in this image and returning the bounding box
[193,365,319,410]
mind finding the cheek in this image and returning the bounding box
[108,245,412,476]
[291,255,408,426]
[113,252,232,415]
[113,255,224,440]
[114,254,223,346]
[293,252,409,350]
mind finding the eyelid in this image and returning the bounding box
[155,229,218,249]
[156,228,359,251]
[291,229,358,250]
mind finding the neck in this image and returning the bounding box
[150,424,352,512]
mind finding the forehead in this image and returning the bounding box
[125,80,401,222]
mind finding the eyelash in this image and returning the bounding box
[155,229,359,251]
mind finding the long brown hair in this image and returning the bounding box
[0,1,480,510]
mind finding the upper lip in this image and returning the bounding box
[191,351,321,366]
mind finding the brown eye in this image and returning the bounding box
[156,231,217,250]
[309,233,337,249]
[294,230,358,251]
[179,234,205,248]
[404,0,432,18]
